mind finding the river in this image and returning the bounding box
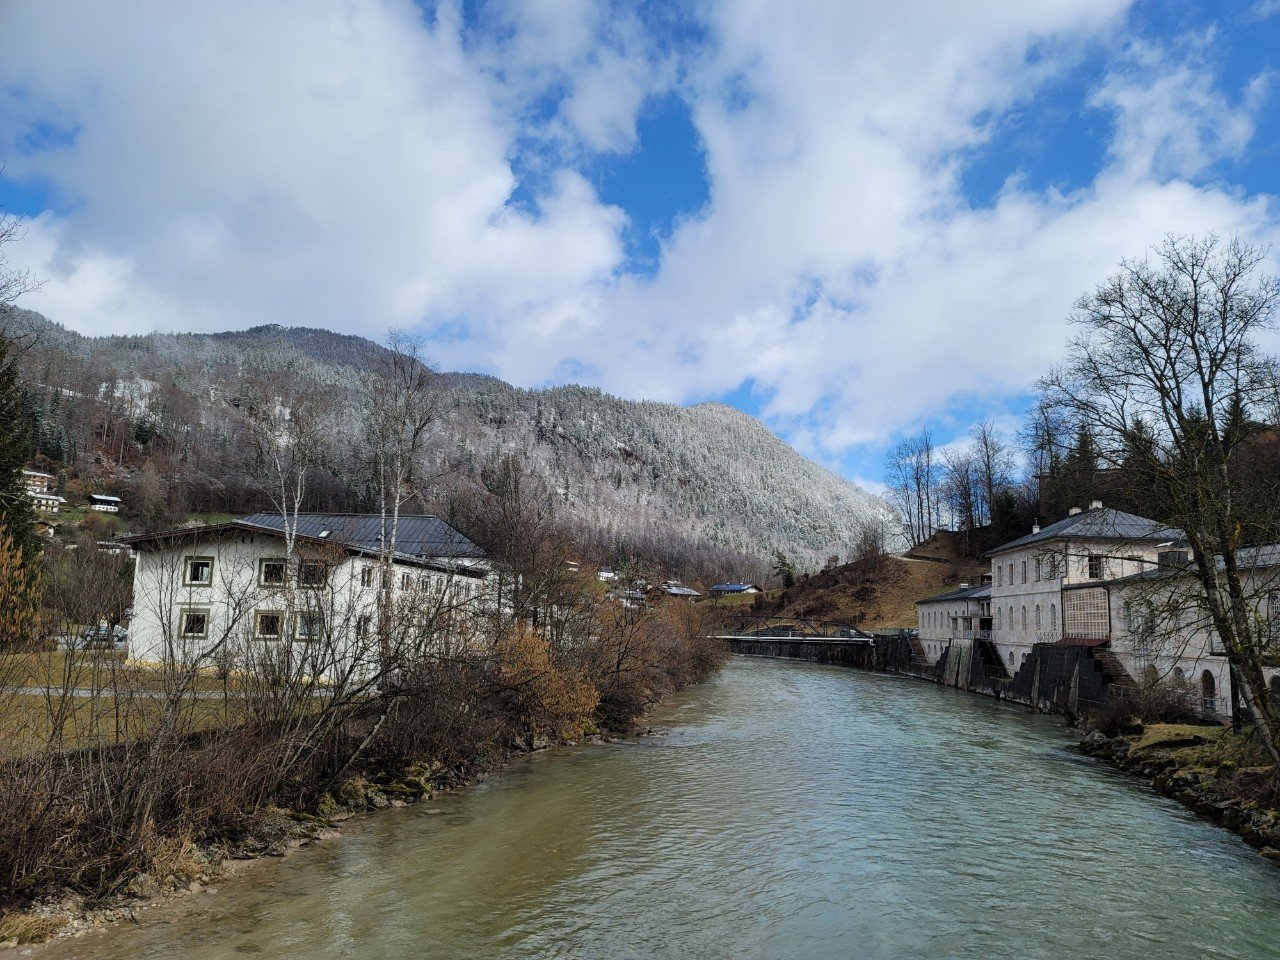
[43,657,1280,959]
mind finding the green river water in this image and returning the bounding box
[43,657,1280,959]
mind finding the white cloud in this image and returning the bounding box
[3,0,1278,473]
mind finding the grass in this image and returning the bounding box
[0,651,241,693]
[1134,722,1272,770]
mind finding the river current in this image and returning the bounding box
[45,657,1280,959]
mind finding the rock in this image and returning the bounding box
[1081,730,1109,750]
[1260,847,1280,861]
[187,881,203,894]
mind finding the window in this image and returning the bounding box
[180,609,209,637]
[1008,650,1015,664]
[356,614,371,640]
[401,572,412,590]
[1046,554,1056,579]
[298,562,327,588]
[996,566,1003,587]
[296,611,324,640]
[1021,561,1027,584]
[1050,604,1058,630]
[1020,606,1027,630]
[361,567,375,588]
[1035,604,1042,629]
[1008,606,1014,630]
[1034,558,1042,582]
[1008,563,1014,584]
[258,559,286,587]
[254,611,283,639]
[997,608,1003,629]
[1087,554,1104,580]
[184,556,214,586]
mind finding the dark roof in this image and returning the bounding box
[917,583,991,605]
[663,585,702,597]
[123,513,486,570]
[986,508,1183,557]
[237,513,485,560]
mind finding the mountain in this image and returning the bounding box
[2,308,896,577]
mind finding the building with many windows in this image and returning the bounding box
[123,513,491,676]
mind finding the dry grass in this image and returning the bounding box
[1134,722,1273,770]
[0,910,65,944]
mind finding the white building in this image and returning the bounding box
[917,501,1279,723]
[985,503,1180,674]
[23,470,53,494]
[31,491,66,514]
[89,494,123,513]
[123,513,491,676]
[916,582,991,667]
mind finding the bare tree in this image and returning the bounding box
[1040,234,1280,761]
[885,429,940,546]
[0,208,40,309]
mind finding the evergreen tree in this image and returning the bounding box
[0,334,37,562]
[772,551,795,589]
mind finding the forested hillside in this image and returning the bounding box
[1,308,895,580]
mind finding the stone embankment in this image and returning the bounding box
[1080,728,1280,859]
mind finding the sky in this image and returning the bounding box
[2,1,1280,493]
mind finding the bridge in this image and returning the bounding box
[715,616,903,669]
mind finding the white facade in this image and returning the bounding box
[987,509,1173,674]
[127,526,491,677]
[89,495,123,513]
[916,585,990,667]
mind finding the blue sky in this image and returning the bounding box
[3,1,1280,492]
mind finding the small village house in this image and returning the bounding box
[89,494,124,513]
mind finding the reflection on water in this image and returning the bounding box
[44,657,1280,960]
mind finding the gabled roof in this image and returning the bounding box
[986,508,1182,557]
[662,585,702,597]
[122,513,487,572]
[711,583,761,592]
[917,583,991,606]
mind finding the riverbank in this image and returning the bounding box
[28,657,1280,960]
[0,722,661,949]
[1079,724,1280,858]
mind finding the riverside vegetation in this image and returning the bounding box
[0,539,726,945]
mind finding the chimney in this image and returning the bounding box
[1089,499,1103,510]
[1031,522,1040,534]
[1068,506,1082,516]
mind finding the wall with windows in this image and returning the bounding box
[128,532,492,673]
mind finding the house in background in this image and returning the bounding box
[23,469,53,494]
[31,491,66,514]
[89,494,124,513]
[662,581,702,599]
[711,583,762,597]
[123,512,491,673]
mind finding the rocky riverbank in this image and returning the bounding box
[1080,725,1280,859]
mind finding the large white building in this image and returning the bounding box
[123,513,491,677]
[916,503,1280,722]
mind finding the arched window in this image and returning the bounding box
[1050,604,1058,630]
[1173,666,1185,683]
[1008,650,1015,664]
[1035,604,1042,629]
[997,608,1003,629]
[1201,671,1217,716]
[1020,606,1027,630]
[1021,652,1028,663]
